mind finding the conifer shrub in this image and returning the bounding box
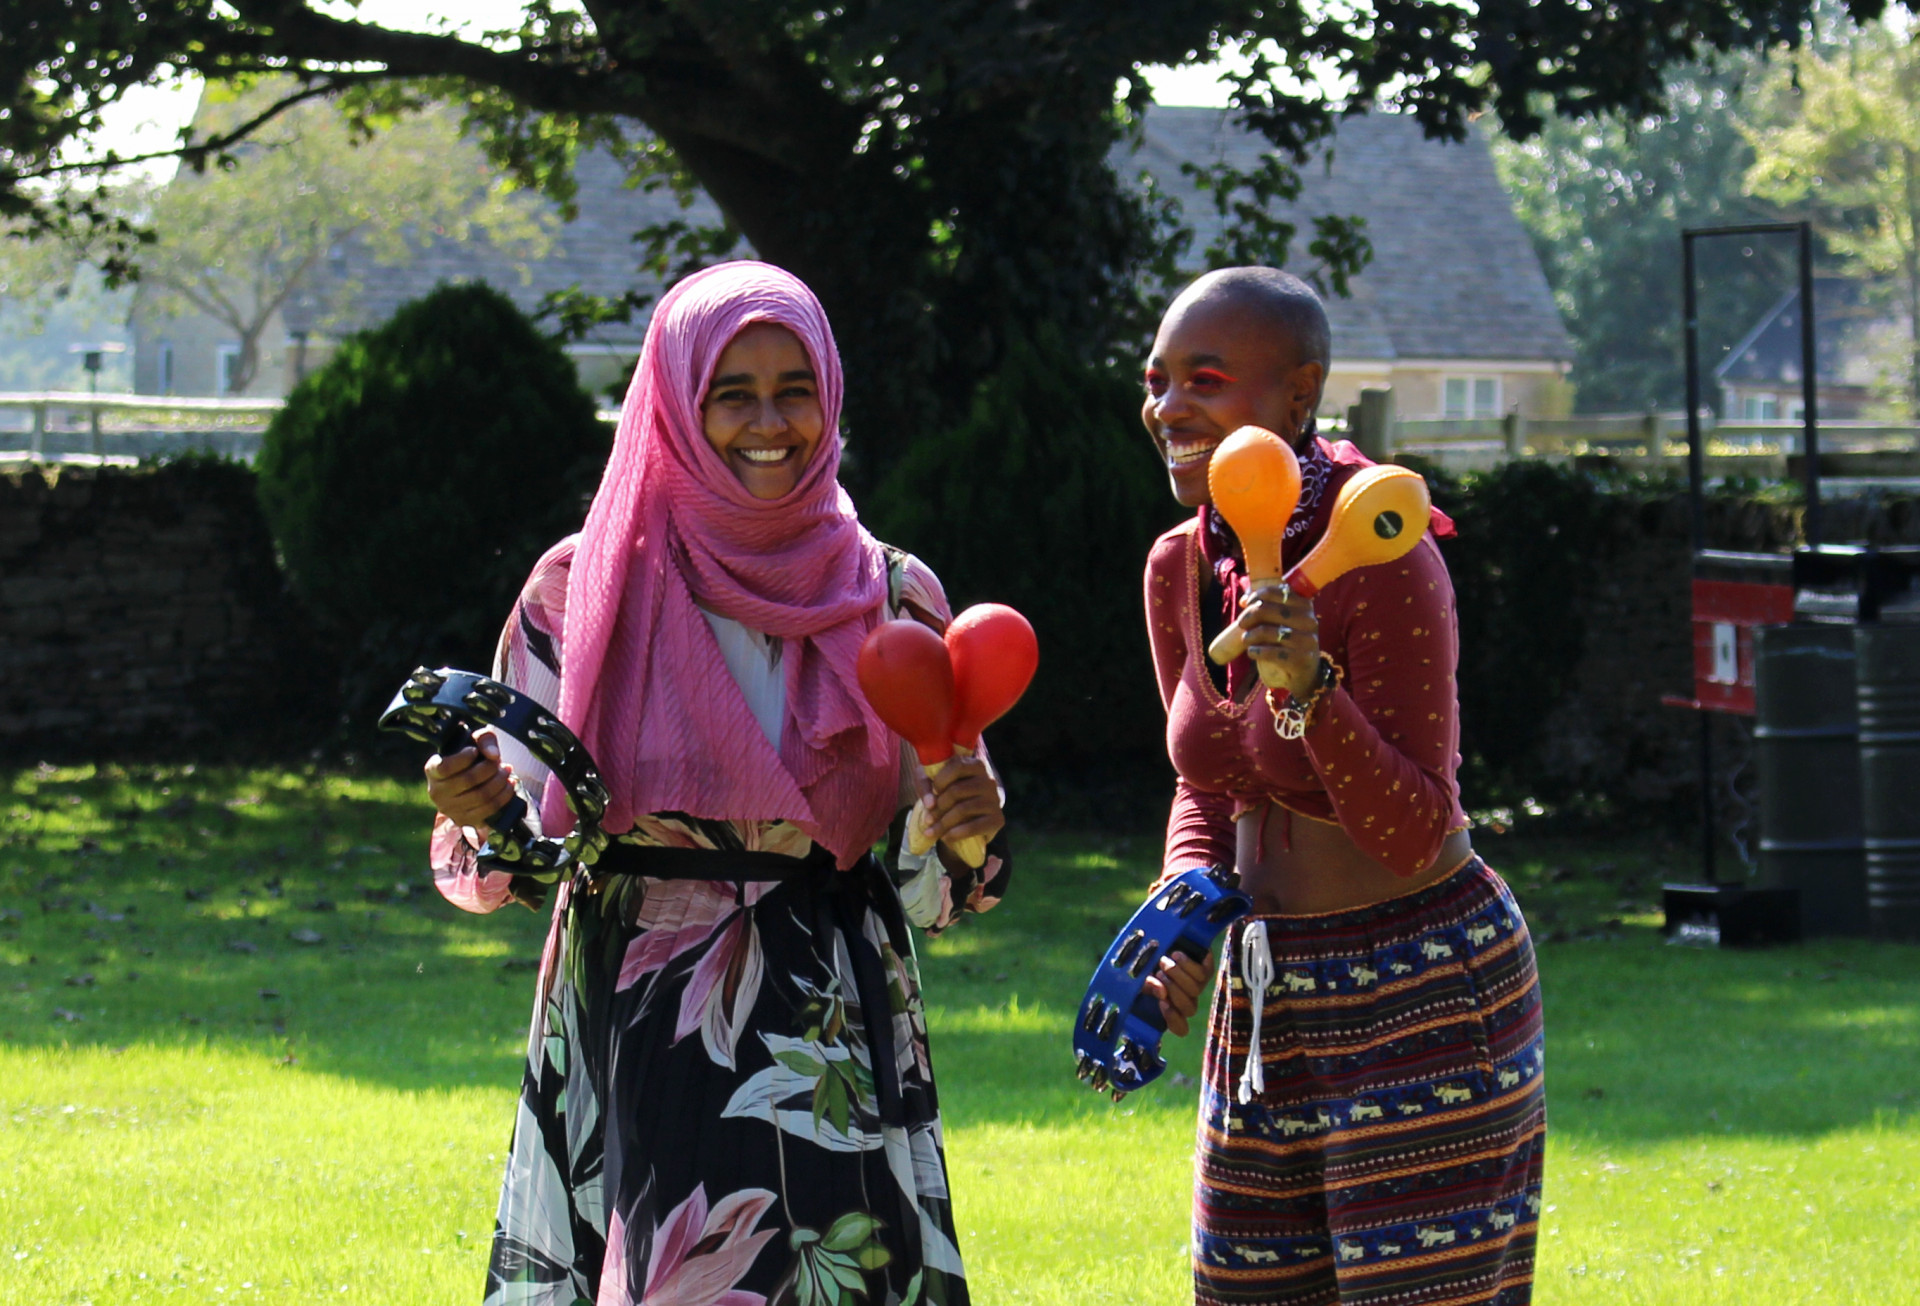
[256,282,608,737]
[865,328,1185,821]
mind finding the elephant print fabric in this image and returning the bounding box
[1192,857,1546,1305]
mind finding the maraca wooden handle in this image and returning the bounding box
[1206,576,1288,687]
[905,757,989,868]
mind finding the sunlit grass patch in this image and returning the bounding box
[2,771,1917,1303]
[2,1044,510,1302]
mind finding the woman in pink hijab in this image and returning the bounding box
[423,262,1008,1306]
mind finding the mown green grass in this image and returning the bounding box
[3,764,1916,1304]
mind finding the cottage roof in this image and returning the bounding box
[1128,108,1572,365]
[294,108,1570,369]
[286,146,723,349]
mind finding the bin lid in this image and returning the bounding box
[1694,550,1793,585]
[1793,545,1920,625]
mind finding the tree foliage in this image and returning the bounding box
[866,329,1182,799]
[138,78,549,393]
[3,0,1887,480]
[1492,60,1807,413]
[1743,17,1920,408]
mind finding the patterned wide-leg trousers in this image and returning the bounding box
[1192,857,1546,1306]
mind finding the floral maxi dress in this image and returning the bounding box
[433,540,1010,1306]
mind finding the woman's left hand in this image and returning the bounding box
[923,755,1005,848]
[1237,583,1322,696]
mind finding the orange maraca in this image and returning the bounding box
[1285,466,1432,598]
[1205,426,1301,683]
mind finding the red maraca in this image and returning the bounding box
[947,603,1040,749]
[856,605,1039,868]
[941,603,1038,866]
[855,619,955,768]
[857,619,970,864]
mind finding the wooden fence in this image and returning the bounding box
[0,392,625,464]
[0,392,286,464]
[3,389,1917,480]
[1334,407,1920,481]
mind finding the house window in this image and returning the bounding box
[158,342,174,395]
[1743,394,1779,420]
[217,343,243,394]
[1443,375,1502,418]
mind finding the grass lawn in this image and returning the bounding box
[2,763,1916,1304]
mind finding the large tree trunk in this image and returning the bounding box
[655,82,1149,496]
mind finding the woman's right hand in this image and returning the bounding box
[425,730,516,830]
[1143,949,1213,1038]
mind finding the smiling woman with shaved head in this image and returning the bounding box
[1136,267,1546,1306]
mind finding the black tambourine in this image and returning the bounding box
[378,666,611,884]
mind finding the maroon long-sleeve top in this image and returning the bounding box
[1147,437,1468,879]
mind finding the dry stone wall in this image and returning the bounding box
[0,461,318,758]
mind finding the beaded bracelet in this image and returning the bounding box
[1268,654,1339,740]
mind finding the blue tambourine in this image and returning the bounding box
[1073,865,1253,1100]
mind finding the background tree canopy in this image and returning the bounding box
[5,0,1902,788]
[138,77,550,394]
[1492,57,1806,414]
[4,0,1891,482]
[1743,15,1920,412]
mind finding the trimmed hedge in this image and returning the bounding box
[0,456,326,760]
[256,282,609,739]
[863,329,1186,819]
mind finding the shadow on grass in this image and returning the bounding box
[926,830,1920,1140]
[5,767,1916,1144]
[1,763,549,1093]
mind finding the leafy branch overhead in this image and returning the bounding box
[5,0,1891,471]
[1742,18,1920,410]
[1181,153,1374,296]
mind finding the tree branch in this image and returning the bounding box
[22,75,373,181]
[198,2,856,171]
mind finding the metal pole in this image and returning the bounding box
[1699,714,1718,884]
[1680,221,1815,887]
[1798,221,1822,549]
[1683,232,1706,555]
[89,367,102,463]
[1681,231,1717,882]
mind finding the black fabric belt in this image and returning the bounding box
[591,840,839,880]
[587,838,927,1129]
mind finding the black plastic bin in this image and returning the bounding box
[1753,624,1869,936]
[1857,624,1920,940]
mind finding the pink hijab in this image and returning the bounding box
[544,261,897,867]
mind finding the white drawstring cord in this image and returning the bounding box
[1236,920,1273,1104]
